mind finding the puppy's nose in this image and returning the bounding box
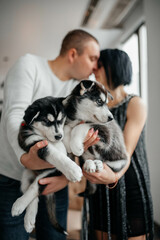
[108,116,113,122]
[55,134,62,140]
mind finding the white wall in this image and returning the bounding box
[0,0,160,224]
[144,0,160,225]
[119,0,160,225]
[112,0,160,225]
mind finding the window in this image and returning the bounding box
[122,33,140,95]
[121,24,148,105]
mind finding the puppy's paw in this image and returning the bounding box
[70,143,84,157]
[94,160,103,172]
[84,159,96,173]
[65,162,83,182]
[11,198,26,216]
[24,209,36,233]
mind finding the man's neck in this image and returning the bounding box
[48,56,72,81]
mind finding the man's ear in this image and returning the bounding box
[24,104,40,125]
[68,48,78,63]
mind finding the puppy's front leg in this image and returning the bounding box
[46,143,83,182]
[70,124,90,156]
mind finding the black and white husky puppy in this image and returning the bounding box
[11,80,128,234]
[63,80,128,189]
[11,96,82,235]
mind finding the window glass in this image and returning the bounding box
[122,34,140,95]
[139,25,148,105]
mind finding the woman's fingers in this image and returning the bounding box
[82,163,116,185]
[84,129,100,151]
[84,128,94,141]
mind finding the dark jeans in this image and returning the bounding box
[0,174,68,240]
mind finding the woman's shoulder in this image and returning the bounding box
[127,95,147,122]
[128,95,146,110]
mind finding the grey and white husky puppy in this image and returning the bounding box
[63,80,128,187]
[11,96,82,235]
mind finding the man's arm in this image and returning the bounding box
[4,54,36,165]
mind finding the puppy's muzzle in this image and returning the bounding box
[55,134,63,140]
[108,116,113,122]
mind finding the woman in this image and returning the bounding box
[83,49,154,240]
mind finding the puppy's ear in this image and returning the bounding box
[24,104,40,125]
[106,91,113,103]
[62,96,70,106]
[80,80,95,96]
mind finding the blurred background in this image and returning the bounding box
[0,0,160,239]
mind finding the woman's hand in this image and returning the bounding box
[83,163,117,185]
[39,175,69,195]
[20,140,54,170]
[83,128,100,151]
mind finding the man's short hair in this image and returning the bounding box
[60,29,99,56]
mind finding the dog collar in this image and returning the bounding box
[21,121,26,127]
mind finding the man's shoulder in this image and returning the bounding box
[15,54,47,71]
[7,54,46,78]
[20,53,43,63]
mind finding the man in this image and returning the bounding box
[0,29,100,240]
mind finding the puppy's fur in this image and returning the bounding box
[12,80,128,234]
[63,80,128,193]
[11,97,82,234]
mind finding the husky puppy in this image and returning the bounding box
[63,80,128,190]
[11,96,82,234]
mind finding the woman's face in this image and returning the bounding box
[94,66,109,89]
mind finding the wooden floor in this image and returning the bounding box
[29,209,81,240]
[29,217,160,240]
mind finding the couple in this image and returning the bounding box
[0,29,153,240]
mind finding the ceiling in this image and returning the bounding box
[0,0,138,79]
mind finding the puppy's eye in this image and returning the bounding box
[42,117,53,125]
[42,118,49,125]
[96,99,103,106]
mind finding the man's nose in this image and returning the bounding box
[93,62,98,72]
[93,66,98,76]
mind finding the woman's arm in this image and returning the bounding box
[83,96,147,185]
[116,96,147,180]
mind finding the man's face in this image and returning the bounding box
[73,40,100,80]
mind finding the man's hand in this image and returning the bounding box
[20,140,54,170]
[39,175,69,195]
[83,128,100,151]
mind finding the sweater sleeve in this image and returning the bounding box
[3,54,36,165]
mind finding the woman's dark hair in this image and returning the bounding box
[99,49,132,89]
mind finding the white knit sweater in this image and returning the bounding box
[0,54,78,180]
